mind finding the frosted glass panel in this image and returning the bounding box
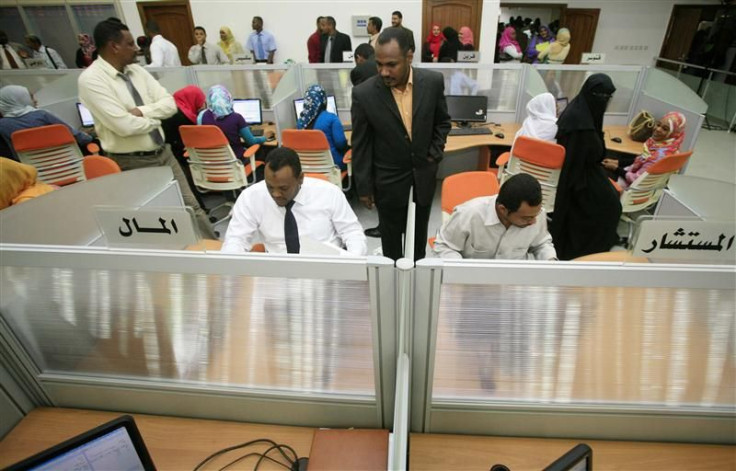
[301,67,354,109]
[24,6,77,68]
[71,4,118,41]
[194,68,286,109]
[0,7,28,45]
[147,68,190,96]
[433,284,735,410]
[644,68,708,114]
[1,266,375,396]
[535,69,640,113]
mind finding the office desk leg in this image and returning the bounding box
[477,146,490,171]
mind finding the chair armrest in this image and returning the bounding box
[86,142,100,154]
[243,144,260,159]
[343,149,352,164]
[609,177,623,195]
[183,150,189,158]
[496,152,510,166]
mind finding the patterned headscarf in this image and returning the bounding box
[297,84,327,130]
[498,26,521,54]
[206,85,233,119]
[641,111,687,161]
[77,34,96,60]
[0,85,36,118]
[174,85,206,123]
[459,26,475,48]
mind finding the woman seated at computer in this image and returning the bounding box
[601,111,686,189]
[514,92,558,143]
[0,85,94,161]
[197,85,273,163]
[296,84,348,170]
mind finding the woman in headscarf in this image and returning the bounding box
[459,26,475,51]
[75,33,96,68]
[550,74,622,260]
[438,27,462,63]
[218,26,245,64]
[602,112,687,189]
[297,84,348,170]
[526,24,554,64]
[0,85,93,161]
[538,27,570,64]
[423,24,445,62]
[198,85,272,162]
[497,26,522,62]
[514,92,558,143]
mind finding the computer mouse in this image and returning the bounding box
[495,132,504,139]
[611,137,622,143]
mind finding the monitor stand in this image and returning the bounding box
[454,121,471,128]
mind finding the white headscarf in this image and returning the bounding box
[515,92,558,142]
[0,85,36,118]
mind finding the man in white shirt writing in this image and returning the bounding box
[433,173,557,260]
[145,19,181,67]
[222,147,367,255]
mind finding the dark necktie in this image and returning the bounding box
[284,200,300,254]
[201,46,207,64]
[3,45,19,69]
[117,72,164,146]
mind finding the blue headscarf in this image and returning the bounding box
[206,85,233,119]
[297,84,327,130]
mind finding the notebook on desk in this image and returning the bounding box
[6,415,156,471]
[307,428,389,470]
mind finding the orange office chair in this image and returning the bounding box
[83,155,121,179]
[11,124,86,187]
[281,129,352,191]
[495,136,565,213]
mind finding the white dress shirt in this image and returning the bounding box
[34,45,67,69]
[188,42,229,65]
[147,35,181,67]
[433,195,557,260]
[1,44,26,69]
[78,56,176,153]
[222,177,367,255]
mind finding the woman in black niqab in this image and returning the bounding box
[550,73,622,260]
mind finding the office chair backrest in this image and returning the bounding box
[83,155,121,179]
[180,125,248,190]
[501,135,565,212]
[621,151,692,213]
[442,171,500,222]
[11,124,86,187]
[281,129,342,187]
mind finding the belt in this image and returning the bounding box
[254,59,268,63]
[108,146,165,157]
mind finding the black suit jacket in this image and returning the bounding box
[350,58,378,86]
[320,31,352,63]
[350,67,450,208]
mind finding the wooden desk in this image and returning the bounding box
[603,125,643,155]
[252,123,278,147]
[0,408,316,470]
[410,433,736,470]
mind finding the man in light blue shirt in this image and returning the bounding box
[246,16,276,64]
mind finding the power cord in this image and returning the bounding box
[192,438,302,471]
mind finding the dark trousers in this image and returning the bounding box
[377,202,431,261]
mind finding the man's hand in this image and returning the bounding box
[129,107,143,117]
[360,195,374,209]
[265,130,275,139]
[601,158,618,171]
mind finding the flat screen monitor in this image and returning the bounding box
[543,444,592,471]
[294,95,338,120]
[232,98,262,125]
[76,102,94,127]
[446,95,487,124]
[6,415,156,471]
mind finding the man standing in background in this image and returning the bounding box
[367,17,382,49]
[145,20,181,67]
[320,16,352,63]
[188,26,228,65]
[307,16,325,63]
[0,31,28,69]
[24,35,66,69]
[247,16,276,64]
[390,11,415,52]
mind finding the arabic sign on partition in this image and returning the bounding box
[581,52,605,64]
[95,206,199,248]
[633,219,736,263]
[457,51,480,63]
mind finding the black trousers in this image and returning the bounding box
[377,202,431,262]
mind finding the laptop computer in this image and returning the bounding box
[76,102,95,127]
[6,415,156,471]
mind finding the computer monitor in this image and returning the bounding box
[232,98,263,125]
[294,95,338,120]
[542,444,592,471]
[76,102,95,127]
[6,415,156,471]
[446,95,487,126]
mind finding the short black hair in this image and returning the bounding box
[326,16,336,27]
[496,173,542,213]
[266,147,302,177]
[194,26,206,34]
[253,16,263,23]
[369,17,382,31]
[354,43,374,59]
[94,18,129,50]
[25,35,41,46]
[145,19,160,34]
[377,27,411,55]
[392,11,403,18]
[316,16,324,24]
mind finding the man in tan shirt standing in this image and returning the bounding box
[78,18,215,239]
[351,27,450,261]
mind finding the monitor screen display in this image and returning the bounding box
[446,95,488,123]
[232,98,262,125]
[76,102,95,127]
[294,95,337,120]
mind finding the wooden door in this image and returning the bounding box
[659,6,702,62]
[559,8,599,64]
[137,1,195,65]
[422,0,483,52]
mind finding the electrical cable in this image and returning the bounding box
[217,451,291,471]
[253,445,297,471]
[192,438,297,471]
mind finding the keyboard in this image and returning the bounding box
[251,128,264,137]
[448,127,492,136]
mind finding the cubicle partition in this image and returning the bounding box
[271,65,301,141]
[411,258,736,444]
[0,245,399,431]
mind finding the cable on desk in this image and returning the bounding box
[192,438,299,471]
[217,450,291,471]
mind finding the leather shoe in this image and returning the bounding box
[364,226,381,238]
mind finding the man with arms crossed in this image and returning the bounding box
[351,27,450,261]
[222,147,366,255]
[78,18,215,239]
[433,174,557,260]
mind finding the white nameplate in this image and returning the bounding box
[96,206,200,249]
[342,50,354,62]
[457,50,480,63]
[633,219,736,263]
[232,52,253,64]
[581,52,605,64]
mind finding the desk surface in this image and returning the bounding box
[410,433,736,470]
[604,125,643,155]
[0,408,316,471]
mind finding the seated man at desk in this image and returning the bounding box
[222,147,367,255]
[433,173,557,260]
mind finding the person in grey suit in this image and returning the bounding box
[351,27,451,261]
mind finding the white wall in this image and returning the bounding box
[117,0,719,66]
